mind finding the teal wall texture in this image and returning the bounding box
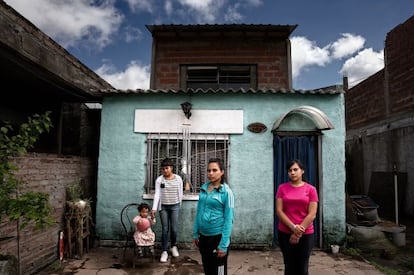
[96,91,346,248]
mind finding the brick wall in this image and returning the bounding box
[152,36,290,90]
[346,15,414,130]
[385,15,414,114]
[0,153,96,274]
[345,15,414,217]
[345,70,385,129]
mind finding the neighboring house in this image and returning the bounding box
[96,24,346,249]
[0,2,113,273]
[345,15,414,222]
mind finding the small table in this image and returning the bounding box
[65,202,92,258]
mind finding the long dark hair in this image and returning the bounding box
[208,158,227,185]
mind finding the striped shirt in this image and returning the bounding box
[160,177,181,205]
[152,174,183,211]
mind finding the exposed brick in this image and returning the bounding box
[346,16,414,130]
[0,153,95,274]
[152,35,290,90]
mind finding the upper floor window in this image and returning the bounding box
[144,133,229,195]
[181,65,257,89]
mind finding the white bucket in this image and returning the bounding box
[330,245,340,254]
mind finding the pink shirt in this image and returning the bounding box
[276,182,319,234]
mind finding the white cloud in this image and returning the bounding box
[123,26,143,43]
[224,4,244,23]
[96,61,151,90]
[178,0,216,10]
[330,33,365,59]
[340,48,384,87]
[125,0,153,13]
[291,33,383,88]
[5,0,123,50]
[177,0,225,23]
[244,0,263,7]
[4,0,386,90]
[165,0,173,16]
[291,37,331,79]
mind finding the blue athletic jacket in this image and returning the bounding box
[193,182,234,252]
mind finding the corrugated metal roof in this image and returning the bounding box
[96,87,344,95]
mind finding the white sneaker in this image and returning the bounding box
[171,246,179,257]
[160,251,168,262]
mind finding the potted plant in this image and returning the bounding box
[66,181,90,210]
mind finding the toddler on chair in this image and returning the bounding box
[133,202,156,256]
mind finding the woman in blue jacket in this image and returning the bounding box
[193,158,235,275]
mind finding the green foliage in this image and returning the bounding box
[0,112,54,230]
[401,258,414,270]
[342,247,361,257]
[370,262,401,275]
[66,181,84,201]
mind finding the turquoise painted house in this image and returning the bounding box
[96,24,346,249]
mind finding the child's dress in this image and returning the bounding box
[133,216,155,246]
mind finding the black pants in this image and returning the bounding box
[278,231,314,275]
[198,234,228,275]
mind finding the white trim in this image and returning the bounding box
[147,133,229,140]
[143,193,199,201]
[134,109,243,134]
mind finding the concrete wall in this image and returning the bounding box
[0,154,96,274]
[96,91,346,248]
[345,15,414,219]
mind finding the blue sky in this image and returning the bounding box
[4,0,414,90]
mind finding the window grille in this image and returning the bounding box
[145,133,229,194]
[184,65,257,89]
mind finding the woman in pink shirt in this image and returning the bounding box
[276,159,319,275]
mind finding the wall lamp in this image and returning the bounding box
[181,101,192,119]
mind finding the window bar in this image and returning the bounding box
[176,131,180,171]
[204,134,208,184]
[224,136,229,183]
[181,129,186,188]
[181,128,186,191]
[145,135,150,193]
[191,134,195,192]
[214,133,217,158]
[182,128,190,192]
[186,129,192,192]
[193,134,199,193]
[147,134,154,193]
[156,132,161,182]
[166,132,170,158]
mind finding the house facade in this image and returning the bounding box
[345,15,414,222]
[96,25,346,249]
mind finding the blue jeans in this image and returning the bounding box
[159,203,180,251]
